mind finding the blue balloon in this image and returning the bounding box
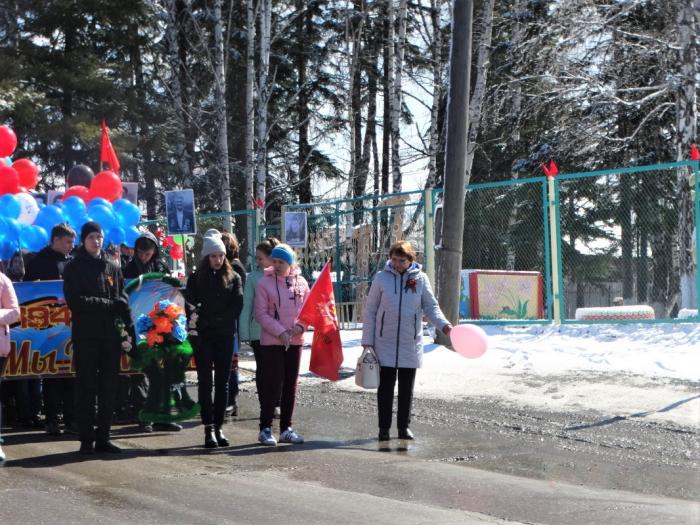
[89,204,118,230]
[114,199,140,227]
[20,225,48,252]
[62,196,87,223]
[0,194,21,220]
[35,205,65,232]
[87,197,111,211]
[105,227,126,246]
[124,226,141,247]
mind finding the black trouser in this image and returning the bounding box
[257,345,302,431]
[43,377,75,425]
[0,356,4,441]
[193,331,233,427]
[377,366,417,430]
[73,338,121,444]
[16,378,41,421]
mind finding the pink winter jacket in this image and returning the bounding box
[0,272,20,358]
[254,266,310,346]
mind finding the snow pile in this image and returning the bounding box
[300,323,700,428]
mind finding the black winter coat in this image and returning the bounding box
[185,268,242,336]
[24,246,72,281]
[63,247,128,341]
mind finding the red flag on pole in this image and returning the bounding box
[100,119,121,174]
[691,144,700,161]
[297,260,344,380]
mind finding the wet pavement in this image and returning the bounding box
[0,370,698,524]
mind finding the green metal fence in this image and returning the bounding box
[282,190,426,304]
[554,161,700,322]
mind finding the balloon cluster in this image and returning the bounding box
[0,124,141,259]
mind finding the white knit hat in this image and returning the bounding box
[201,230,226,258]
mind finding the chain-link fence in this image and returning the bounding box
[556,162,699,321]
[285,190,426,305]
[433,178,551,322]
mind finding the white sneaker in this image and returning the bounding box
[258,427,277,446]
[0,444,5,465]
[279,427,304,444]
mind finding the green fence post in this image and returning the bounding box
[424,187,435,286]
[548,175,562,323]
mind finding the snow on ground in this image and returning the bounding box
[291,324,700,428]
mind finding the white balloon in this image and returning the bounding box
[16,192,40,225]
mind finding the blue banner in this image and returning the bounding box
[1,279,186,379]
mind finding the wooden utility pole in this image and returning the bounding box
[436,0,472,340]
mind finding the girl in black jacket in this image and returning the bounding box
[186,230,243,448]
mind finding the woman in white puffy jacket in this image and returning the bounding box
[0,269,20,464]
[361,241,451,442]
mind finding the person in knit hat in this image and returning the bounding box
[185,228,243,448]
[254,242,310,446]
[63,221,131,454]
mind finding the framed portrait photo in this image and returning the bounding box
[165,189,196,235]
[284,211,307,248]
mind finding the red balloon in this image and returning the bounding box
[12,158,39,190]
[0,126,17,158]
[0,166,20,194]
[63,185,90,201]
[89,170,123,202]
[170,244,184,260]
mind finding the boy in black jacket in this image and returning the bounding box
[24,223,76,437]
[63,222,131,454]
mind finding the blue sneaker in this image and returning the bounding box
[279,427,304,444]
[258,427,277,446]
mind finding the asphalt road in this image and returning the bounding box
[0,371,698,525]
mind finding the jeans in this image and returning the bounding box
[257,345,302,431]
[377,366,417,430]
[73,338,122,443]
[227,333,239,406]
[193,331,233,427]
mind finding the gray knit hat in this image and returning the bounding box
[201,230,226,258]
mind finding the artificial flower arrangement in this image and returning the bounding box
[131,296,200,423]
[136,299,189,350]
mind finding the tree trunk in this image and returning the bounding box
[436,0,472,331]
[464,0,495,178]
[245,0,256,210]
[390,0,407,193]
[296,0,312,204]
[676,0,698,310]
[256,0,271,214]
[165,0,192,190]
[213,0,232,231]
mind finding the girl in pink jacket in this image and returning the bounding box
[0,270,20,464]
[254,244,310,446]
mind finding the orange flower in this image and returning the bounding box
[153,316,173,334]
[164,304,182,319]
[146,331,164,347]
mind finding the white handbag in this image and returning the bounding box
[355,346,380,389]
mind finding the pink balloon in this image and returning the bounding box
[450,324,488,359]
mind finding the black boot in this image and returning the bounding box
[204,425,218,448]
[398,428,414,440]
[214,426,229,447]
[378,428,390,441]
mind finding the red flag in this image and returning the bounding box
[100,119,121,174]
[297,261,344,380]
[691,144,700,161]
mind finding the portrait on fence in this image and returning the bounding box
[284,211,307,248]
[165,189,196,235]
